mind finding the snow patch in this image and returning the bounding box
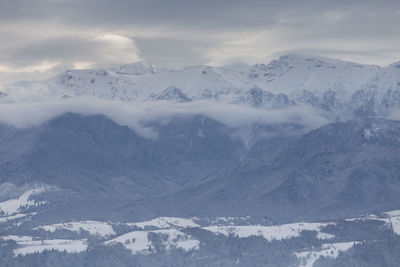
[363,127,379,139]
[203,222,335,241]
[0,213,29,223]
[345,210,400,236]
[296,241,359,267]
[383,210,400,217]
[0,187,47,216]
[345,213,390,223]
[128,217,200,229]
[1,235,87,256]
[390,217,400,235]
[384,210,400,235]
[35,221,116,238]
[105,229,199,255]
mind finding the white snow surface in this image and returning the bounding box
[296,241,360,267]
[0,213,29,223]
[129,217,200,229]
[383,210,400,235]
[1,235,87,256]
[105,229,199,255]
[0,187,47,216]
[202,222,335,241]
[1,235,33,242]
[105,217,200,255]
[105,216,337,257]
[342,210,400,236]
[3,211,400,259]
[384,209,400,217]
[203,216,252,226]
[35,221,116,238]
[345,213,390,223]
[390,217,400,235]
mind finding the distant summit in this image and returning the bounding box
[115,62,167,75]
[1,55,400,118]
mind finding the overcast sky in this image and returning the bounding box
[0,0,399,85]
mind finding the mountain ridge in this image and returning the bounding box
[2,54,400,119]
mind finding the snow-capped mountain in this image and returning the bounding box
[2,54,400,117]
[2,55,400,266]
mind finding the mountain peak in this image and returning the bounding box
[387,61,400,69]
[270,53,378,69]
[115,61,166,75]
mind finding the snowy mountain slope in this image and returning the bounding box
[202,222,335,241]
[296,241,360,267]
[34,221,116,238]
[0,186,47,216]
[1,235,88,256]
[105,228,200,255]
[2,55,400,117]
[240,55,379,97]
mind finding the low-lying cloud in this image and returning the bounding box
[0,98,331,138]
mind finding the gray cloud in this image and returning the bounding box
[134,37,213,68]
[1,0,398,32]
[1,34,140,67]
[0,0,399,85]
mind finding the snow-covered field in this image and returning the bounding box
[384,210,400,217]
[128,217,200,229]
[1,235,87,256]
[105,228,199,254]
[203,222,335,241]
[0,187,47,216]
[390,217,400,235]
[201,216,252,226]
[296,241,360,267]
[344,213,389,223]
[105,217,336,256]
[0,213,30,223]
[384,210,400,235]
[35,221,116,238]
[3,209,400,260]
[346,210,400,236]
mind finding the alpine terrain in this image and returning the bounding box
[1,54,400,266]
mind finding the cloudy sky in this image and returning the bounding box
[0,0,399,85]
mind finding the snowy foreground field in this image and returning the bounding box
[2,190,400,267]
[2,213,400,266]
[1,188,400,266]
